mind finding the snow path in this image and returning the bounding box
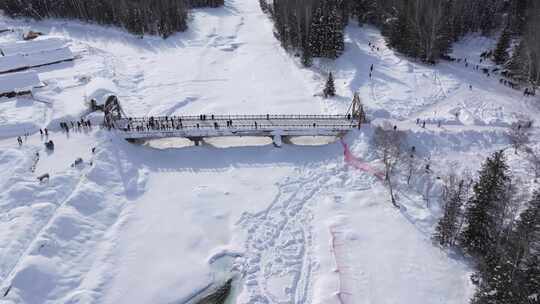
[0,131,148,303]
[1,166,84,284]
[64,0,320,118]
[237,167,331,304]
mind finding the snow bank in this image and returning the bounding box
[85,77,118,106]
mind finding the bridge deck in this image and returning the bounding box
[115,115,359,139]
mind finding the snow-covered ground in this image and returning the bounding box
[1,0,539,303]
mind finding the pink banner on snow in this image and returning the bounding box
[341,140,385,181]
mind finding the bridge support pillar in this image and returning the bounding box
[126,138,145,145]
[272,135,283,148]
[188,137,203,146]
[281,136,293,145]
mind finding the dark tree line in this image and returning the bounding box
[0,0,223,38]
[189,0,224,8]
[264,0,540,86]
[351,0,536,64]
[434,151,540,304]
[262,0,346,66]
[501,1,540,87]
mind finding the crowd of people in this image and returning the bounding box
[123,116,270,132]
[119,114,357,133]
[59,118,93,133]
[16,118,94,148]
[448,52,537,96]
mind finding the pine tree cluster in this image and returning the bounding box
[262,0,346,66]
[263,0,540,86]
[434,151,540,304]
[0,0,224,38]
[357,0,540,84]
[500,0,540,87]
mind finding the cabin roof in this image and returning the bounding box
[0,47,74,74]
[0,71,41,95]
[0,38,66,56]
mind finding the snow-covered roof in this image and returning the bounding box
[25,47,74,67]
[0,54,25,73]
[0,38,66,56]
[0,47,74,74]
[0,71,41,95]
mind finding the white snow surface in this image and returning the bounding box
[0,1,539,304]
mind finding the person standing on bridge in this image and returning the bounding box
[255,121,258,129]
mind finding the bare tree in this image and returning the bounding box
[422,174,436,208]
[372,122,407,207]
[404,146,419,186]
[524,146,540,180]
[507,122,530,154]
[434,166,476,247]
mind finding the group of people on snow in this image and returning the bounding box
[60,118,92,133]
[449,53,537,97]
[39,128,49,137]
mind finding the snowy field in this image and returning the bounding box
[1,0,539,303]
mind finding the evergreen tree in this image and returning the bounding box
[384,7,419,58]
[0,0,223,38]
[494,26,512,65]
[471,190,540,304]
[460,151,511,258]
[326,1,345,58]
[523,256,540,303]
[506,40,531,83]
[308,5,325,57]
[471,254,519,304]
[324,72,336,97]
[309,0,345,59]
[301,48,313,67]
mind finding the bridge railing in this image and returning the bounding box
[118,114,353,123]
[117,123,357,133]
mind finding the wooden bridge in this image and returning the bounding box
[103,94,367,146]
